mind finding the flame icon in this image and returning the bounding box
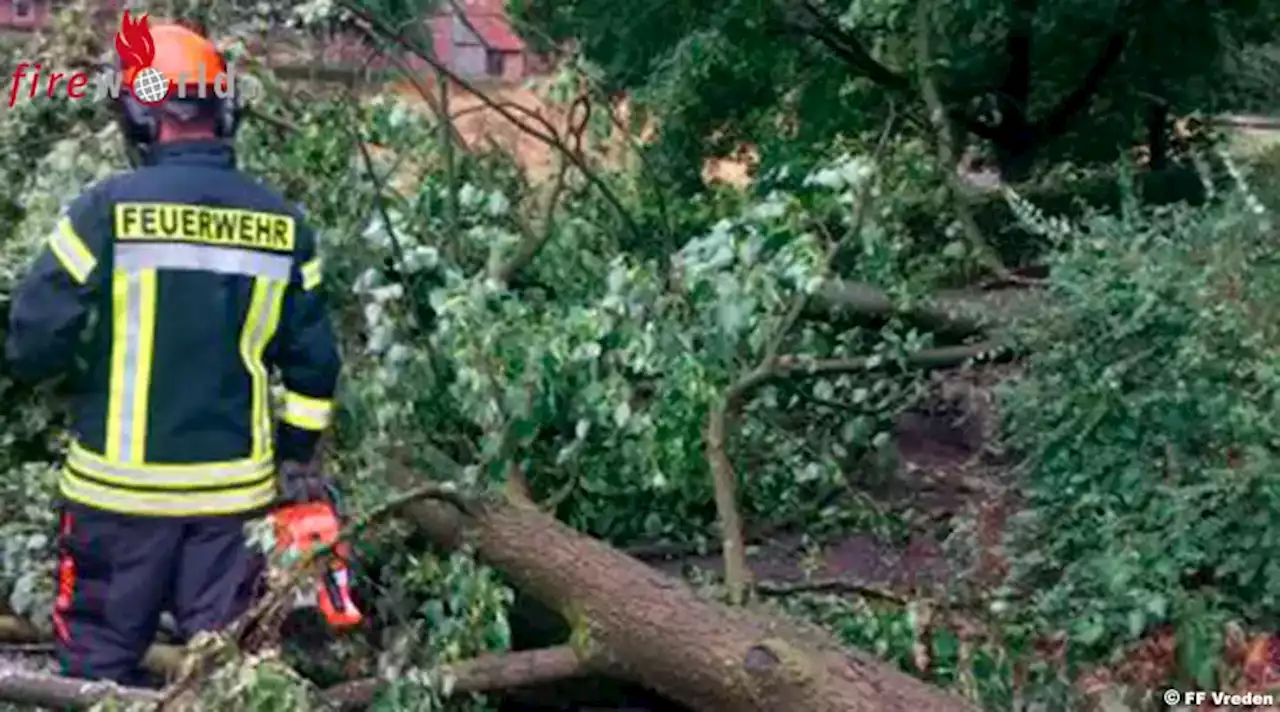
[114,11,154,69]
[114,11,168,105]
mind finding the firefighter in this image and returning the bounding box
[3,22,340,686]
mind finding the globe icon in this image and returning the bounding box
[131,67,169,104]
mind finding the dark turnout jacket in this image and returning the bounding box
[5,140,340,516]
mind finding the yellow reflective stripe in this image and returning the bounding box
[240,278,287,458]
[281,390,333,430]
[59,468,276,517]
[105,269,157,463]
[68,442,273,488]
[300,257,322,291]
[48,216,97,284]
[132,271,157,463]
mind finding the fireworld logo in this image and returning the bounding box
[7,11,246,108]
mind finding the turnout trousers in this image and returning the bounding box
[51,501,266,686]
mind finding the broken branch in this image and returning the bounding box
[0,615,39,643]
[154,483,476,707]
[707,116,899,605]
[324,645,590,707]
[755,578,907,605]
[340,3,645,244]
[0,669,162,709]
[915,0,1026,285]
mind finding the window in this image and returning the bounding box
[485,50,504,77]
[12,0,32,18]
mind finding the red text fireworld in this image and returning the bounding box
[8,63,92,106]
[7,62,237,108]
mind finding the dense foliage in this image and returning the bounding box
[510,0,1280,185]
[0,0,1278,710]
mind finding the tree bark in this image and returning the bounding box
[392,471,976,712]
[1146,98,1169,170]
[809,279,996,337]
[0,669,162,709]
[326,645,589,707]
[992,0,1037,181]
[0,647,587,710]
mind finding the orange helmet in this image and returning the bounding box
[119,22,228,97]
[114,14,244,161]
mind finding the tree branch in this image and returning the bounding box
[808,280,988,335]
[1028,0,1156,143]
[489,95,585,285]
[324,645,590,707]
[0,645,588,710]
[705,115,899,605]
[0,670,161,709]
[793,0,909,92]
[154,483,477,708]
[0,615,39,643]
[734,342,1004,396]
[338,3,645,245]
[755,577,907,604]
[916,0,1029,284]
[1028,31,1128,143]
[779,0,1000,141]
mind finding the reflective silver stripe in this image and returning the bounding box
[107,269,156,463]
[114,243,293,280]
[118,273,141,460]
[68,442,273,488]
[48,216,96,284]
[60,469,277,517]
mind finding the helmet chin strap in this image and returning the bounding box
[116,93,243,168]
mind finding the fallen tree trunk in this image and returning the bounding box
[0,616,187,678]
[393,459,976,712]
[809,278,1048,338]
[809,280,986,336]
[325,644,588,707]
[0,669,162,708]
[0,645,587,709]
[0,647,586,706]
[0,615,40,643]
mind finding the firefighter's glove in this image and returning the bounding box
[277,460,334,505]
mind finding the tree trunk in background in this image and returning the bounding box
[1146,97,1169,170]
[992,0,1037,182]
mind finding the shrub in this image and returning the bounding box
[998,178,1280,686]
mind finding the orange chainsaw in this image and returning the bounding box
[272,496,363,629]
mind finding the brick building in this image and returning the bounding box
[430,0,545,81]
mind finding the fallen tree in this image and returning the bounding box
[325,645,588,708]
[0,670,162,709]
[378,447,977,712]
[0,643,588,709]
[0,473,977,711]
